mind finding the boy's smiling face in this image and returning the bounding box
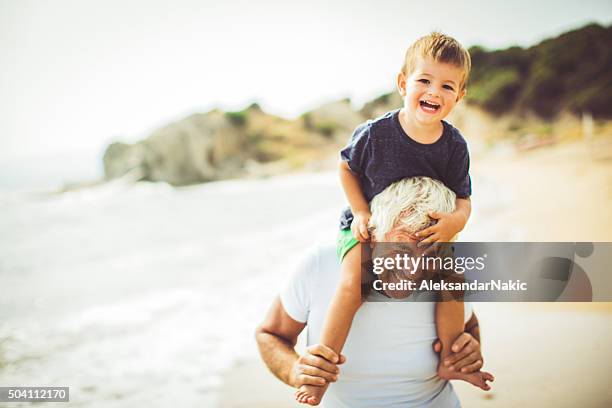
[397,56,466,126]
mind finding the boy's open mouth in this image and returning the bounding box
[419,100,440,113]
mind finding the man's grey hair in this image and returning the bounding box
[369,177,456,241]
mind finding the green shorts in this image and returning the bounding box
[336,228,359,262]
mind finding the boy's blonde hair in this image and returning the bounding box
[401,32,471,91]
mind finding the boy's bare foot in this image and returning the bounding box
[438,363,494,391]
[295,383,328,406]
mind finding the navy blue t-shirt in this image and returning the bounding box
[339,109,471,229]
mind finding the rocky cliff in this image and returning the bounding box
[103,101,365,185]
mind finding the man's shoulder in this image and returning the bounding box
[280,244,338,322]
[289,244,337,285]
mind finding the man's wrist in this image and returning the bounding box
[465,323,480,343]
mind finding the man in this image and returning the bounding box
[256,177,485,407]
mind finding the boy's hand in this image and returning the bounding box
[416,211,465,245]
[351,210,371,242]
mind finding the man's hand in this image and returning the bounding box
[416,210,465,245]
[432,333,483,373]
[351,210,372,242]
[289,344,346,388]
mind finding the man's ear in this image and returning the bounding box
[456,88,466,103]
[396,72,407,97]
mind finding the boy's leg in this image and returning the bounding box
[321,241,363,351]
[436,299,465,366]
[436,299,493,390]
[296,243,363,405]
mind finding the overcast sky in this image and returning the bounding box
[1,0,612,164]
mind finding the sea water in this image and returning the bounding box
[0,172,344,407]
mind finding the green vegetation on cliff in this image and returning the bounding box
[467,23,612,118]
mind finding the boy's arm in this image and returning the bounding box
[339,160,369,216]
[339,160,371,240]
[453,197,471,231]
[417,197,471,244]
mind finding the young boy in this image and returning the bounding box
[295,32,494,405]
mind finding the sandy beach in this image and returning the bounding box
[219,138,612,408]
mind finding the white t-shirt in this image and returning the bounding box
[281,245,473,408]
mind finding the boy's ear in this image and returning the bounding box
[456,88,466,102]
[396,72,407,97]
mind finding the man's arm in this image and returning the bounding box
[464,310,480,343]
[256,297,305,386]
[255,297,343,388]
